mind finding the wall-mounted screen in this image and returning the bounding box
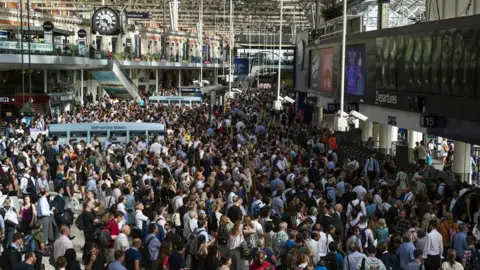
[319,48,333,92]
[309,50,321,89]
[345,44,365,96]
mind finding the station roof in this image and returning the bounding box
[29,0,318,35]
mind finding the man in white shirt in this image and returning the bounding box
[53,226,73,260]
[352,180,367,201]
[114,225,130,251]
[134,202,149,230]
[364,152,380,182]
[417,141,428,167]
[149,138,162,154]
[422,219,443,270]
[316,230,334,258]
[346,198,367,220]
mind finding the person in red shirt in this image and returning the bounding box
[105,211,123,261]
[249,251,274,270]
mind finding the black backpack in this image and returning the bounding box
[186,228,205,256]
[139,235,156,268]
[217,224,229,245]
[321,253,338,270]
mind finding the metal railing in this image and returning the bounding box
[112,56,140,94]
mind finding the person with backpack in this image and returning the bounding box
[102,212,124,262]
[398,231,416,270]
[140,223,161,270]
[356,245,387,270]
[461,236,479,270]
[358,216,374,251]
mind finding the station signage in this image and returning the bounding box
[420,114,446,128]
[126,12,150,19]
[0,97,11,103]
[50,92,75,103]
[325,102,359,114]
[91,125,127,130]
[77,29,87,38]
[367,89,423,113]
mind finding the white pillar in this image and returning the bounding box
[361,120,373,142]
[379,124,389,151]
[178,70,182,86]
[155,69,159,93]
[44,70,48,93]
[453,141,472,184]
[372,122,380,147]
[80,69,84,104]
[408,131,424,148]
[390,126,398,144]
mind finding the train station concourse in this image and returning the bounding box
[0,0,479,269]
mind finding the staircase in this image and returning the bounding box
[90,57,142,100]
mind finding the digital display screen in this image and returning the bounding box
[319,48,333,93]
[309,50,321,89]
[345,44,365,96]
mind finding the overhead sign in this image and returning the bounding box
[234,58,249,74]
[0,41,53,52]
[368,89,423,113]
[388,116,397,126]
[91,125,127,130]
[126,12,150,19]
[346,102,359,112]
[50,92,75,103]
[326,103,340,114]
[420,114,446,128]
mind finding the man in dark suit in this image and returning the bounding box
[331,204,344,241]
[53,186,67,227]
[164,222,181,249]
[6,232,23,270]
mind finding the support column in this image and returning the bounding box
[213,68,218,85]
[155,69,159,94]
[178,70,182,86]
[80,69,84,104]
[372,122,380,148]
[44,70,48,93]
[453,141,472,184]
[361,120,373,145]
[209,90,216,121]
[377,2,389,30]
[408,131,423,163]
[379,124,389,154]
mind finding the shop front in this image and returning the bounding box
[49,91,75,115]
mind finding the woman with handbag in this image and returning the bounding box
[227,220,246,270]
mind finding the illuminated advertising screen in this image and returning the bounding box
[345,44,365,96]
[309,50,321,89]
[319,48,333,92]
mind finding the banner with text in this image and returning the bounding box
[234,58,249,74]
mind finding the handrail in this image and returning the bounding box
[112,55,140,93]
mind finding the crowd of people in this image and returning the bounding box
[0,85,476,270]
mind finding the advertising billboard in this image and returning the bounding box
[319,48,333,92]
[345,44,365,96]
[309,50,321,89]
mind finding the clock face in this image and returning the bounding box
[92,7,120,35]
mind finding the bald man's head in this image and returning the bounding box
[132,238,142,248]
